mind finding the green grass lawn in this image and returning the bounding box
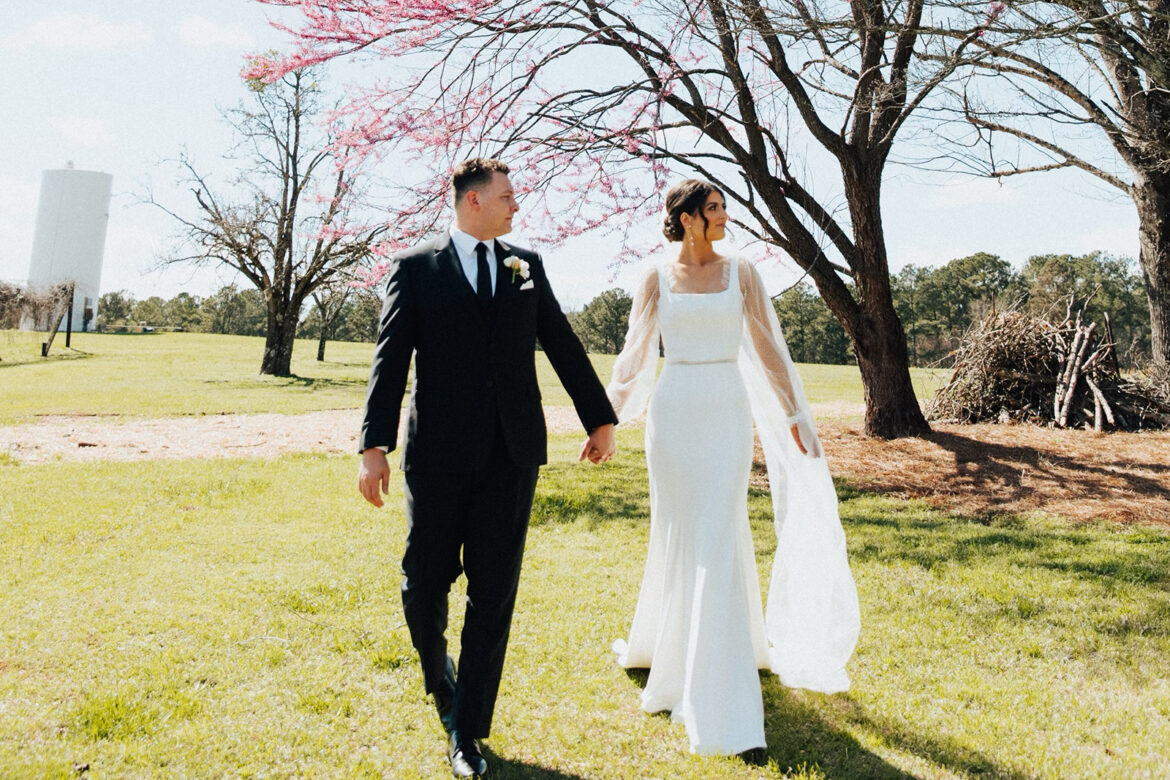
[0,330,943,424]
[2,431,1168,778]
[0,331,375,424]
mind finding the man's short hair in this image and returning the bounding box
[452,158,510,204]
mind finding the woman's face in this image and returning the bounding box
[685,191,727,242]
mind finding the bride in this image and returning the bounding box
[600,179,860,756]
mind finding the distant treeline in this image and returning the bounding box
[97,286,384,343]
[774,251,1150,368]
[98,251,1149,368]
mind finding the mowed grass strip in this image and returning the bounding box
[0,331,375,424]
[2,432,1168,778]
[0,330,944,425]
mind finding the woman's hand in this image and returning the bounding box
[789,423,808,455]
[789,419,823,458]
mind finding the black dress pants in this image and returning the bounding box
[400,424,539,739]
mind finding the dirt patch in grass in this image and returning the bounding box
[812,414,1170,527]
[4,404,1166,526]
[0,407,586,464]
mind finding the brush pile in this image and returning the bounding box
[0,281,73,331]
[927,302,1170,431]
[0,281,76,360]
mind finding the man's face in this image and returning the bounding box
[469,171,519,239]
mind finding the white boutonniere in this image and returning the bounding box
[504,257,530,282]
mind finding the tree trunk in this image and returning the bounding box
[851,294,931,438]
[820,277,929,438]
[1133,172,1170,369]
[260,306,298,376]
[839,156,932,439]
[317,329,327,361]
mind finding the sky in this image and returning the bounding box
[0,2,1141,311]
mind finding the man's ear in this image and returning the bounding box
[464,189,480,211]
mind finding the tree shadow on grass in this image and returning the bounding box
[920,429,1170,514]
[619,668,913,778]
[313,358,371,369]
[610,669,1038,779]
[481,748,588,780]
[822,426,1170,525]
[614,670,1012,778]
[617,632,1037,777]
[530,460,650,528]
[281,374,368,389]
[844,499,1170,587]
[762,682,1039,780]
[761,685,909,778]
[0,347,93,368]
[199,373,367,389]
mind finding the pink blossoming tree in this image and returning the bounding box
[252,0,1001,437]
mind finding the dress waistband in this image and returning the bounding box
[664,357,738,366]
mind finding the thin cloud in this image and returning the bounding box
[923,176,1026,211]
[5,14,152,51]
[50,115,117,149]
[178,15,256,49]
[0,175,38,284]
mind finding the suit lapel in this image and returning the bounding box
[431,233,523,334]
[433,233,482,312]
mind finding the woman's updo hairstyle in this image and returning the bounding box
[662,179,723,242]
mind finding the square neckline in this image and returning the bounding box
[660,257,737,296]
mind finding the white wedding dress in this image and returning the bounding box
[607,257,860,755]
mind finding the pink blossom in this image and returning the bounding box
[251,1,817,257]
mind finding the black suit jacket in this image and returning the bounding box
[360,233,618,472]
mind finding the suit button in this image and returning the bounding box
[486,379,494,388]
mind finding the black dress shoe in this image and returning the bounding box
[434,655,457,733]
[447,730,488,778]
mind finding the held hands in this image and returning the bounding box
[578,423,616,464]
[358,448,391,507]
[361,423,617,504]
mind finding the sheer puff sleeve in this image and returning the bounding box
[606,264,660,423]
[736,257,860,694]
[739,258,822,456]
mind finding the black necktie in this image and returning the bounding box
[475,242,492,307]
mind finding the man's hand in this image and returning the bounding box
[578,423,616,464]
[358,447,391,507]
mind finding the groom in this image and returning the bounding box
[358,158,618,778]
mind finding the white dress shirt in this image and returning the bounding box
[449,223,498,296]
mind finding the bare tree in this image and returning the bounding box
[947,0,1170,369]
[153,66,387,376]
[251,0,1003,437]
[308,278,355,361]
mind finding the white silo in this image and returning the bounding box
[25,162,113,332]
